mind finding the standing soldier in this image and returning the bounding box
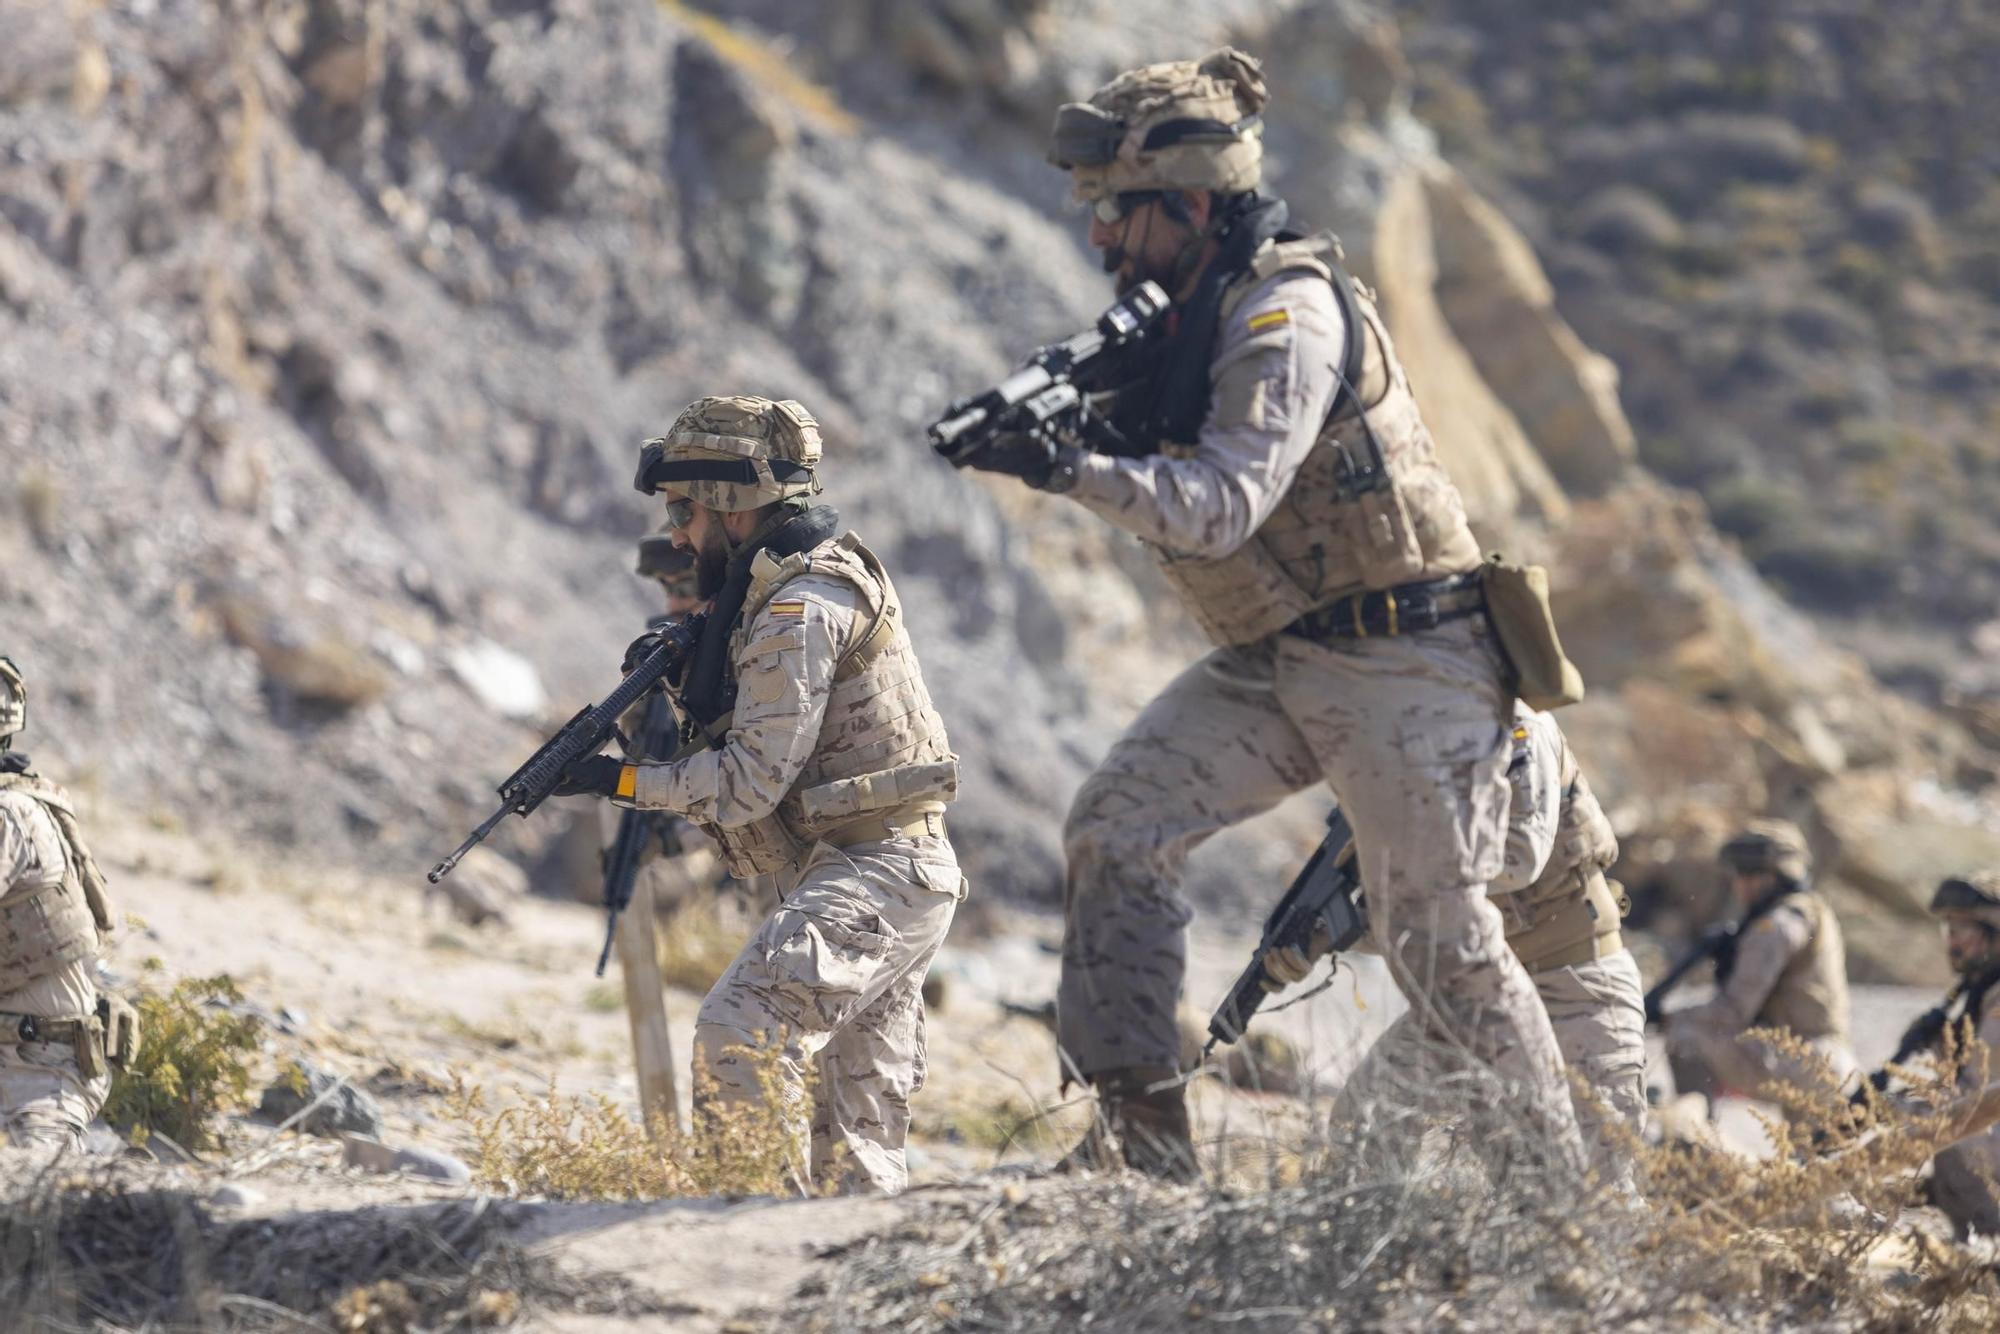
[1272,706,1645,1188]
[957,47,1585,1177]
[1664,820,1854,1107]
[556,396,964,1194]
[0,656,136,1150]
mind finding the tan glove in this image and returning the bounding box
[1259,922,1334,993]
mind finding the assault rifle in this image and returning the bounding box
[1642,925,1737,1026]
[428,612,707,886]
[928,281,1170,466]
[594,689,688,977]
[1206,808,1368,1052]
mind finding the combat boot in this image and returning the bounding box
[1054,1066,1198,1182]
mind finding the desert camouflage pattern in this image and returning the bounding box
[693,817,962,1194]
[1667,890,1855,1104]
[0,777,106,1149]
[621,527,960,1192]
[630,533,957,880]
[0,657,23,743]
[643,394,822,513]
[1057,616,1587,1174]
[1068,236,1482,646]
[1333,949,1647,1191]
[1928,979,2000,1239]
[1493,708,1624,971]
[1050,47,1267,204]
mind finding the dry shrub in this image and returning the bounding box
[102,973,262,1152]
[451,1041,819,1201]
[1630,1026,2000,1330]
[786,1029,2000,1332]
[0,1168,665,1329]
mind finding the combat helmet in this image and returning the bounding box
[633,395,822,513]
[0,656,23,751]
[1931,871,2000,933]
[1719,819,1811,884]
[1048,47,1268,211]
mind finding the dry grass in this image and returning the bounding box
[0,1166,671,1330]
[450,1040,821,1201]
[784,1027,2000,1331]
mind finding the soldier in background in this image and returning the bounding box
[1665,820,1854,1108]
[556,396,964,1194]
[0,656,136,1150]
[1906,873,2000,1239]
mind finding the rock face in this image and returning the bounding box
[0,0,1992,976]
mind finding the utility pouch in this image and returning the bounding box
[1479,553,1585,710]
[97,994,141,1070]
[74,1014,107,1081]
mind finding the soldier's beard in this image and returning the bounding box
[695,524,730,600]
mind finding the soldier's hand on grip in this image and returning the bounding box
[553,754,626,799]
[1258,921,1334,992]
[963,431,1064,488]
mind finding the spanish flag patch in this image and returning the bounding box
[1246,308,1291,333]
[768,599,807,619]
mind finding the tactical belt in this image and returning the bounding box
[1522,928,1625,976]
[1,1011,96,1048]
[1283,572,1485,642]
[820,807,945,849]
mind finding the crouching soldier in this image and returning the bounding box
[1665,820,1854,1107]
[1272,705,1646,1188]
[557,396,964,1194]
[1905,873,2000,1239]
[0,656,138,1151]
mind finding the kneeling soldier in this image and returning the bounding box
[1913,872,2000,1239]
[558,396,963,1194]
[1272,705,1645,1188]
[1665,820,1854,1107]
[0,656,136,1150]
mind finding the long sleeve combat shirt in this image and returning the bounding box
[1494,707,1563,896]
[621,575,861,827]
[1066,268,1347,558]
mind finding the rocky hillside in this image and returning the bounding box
[3,0,1998,976]
[1390,0,2000,718]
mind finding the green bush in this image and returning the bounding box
[103,975,263,1152]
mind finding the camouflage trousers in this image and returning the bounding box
[694,836,961,1195]
[1058,618,1586,1175]
[1331,949,1647,1190]
[0,1036,107,1151]
[1666,1024,1856,1114]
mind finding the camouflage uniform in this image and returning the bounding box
[1044,51,1585,1174]
[623,397,963,1195]
[0,659,120,1151]
[1666,821,1854,1105]
[1329,707,1644,1187]
[1915,873,2000,1240]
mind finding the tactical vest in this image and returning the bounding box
[1143,234,1483,647]
[1497,743,1626,974]
[1756,891,1850,1042]
[0,773,111,991]
[695,532,957,879]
